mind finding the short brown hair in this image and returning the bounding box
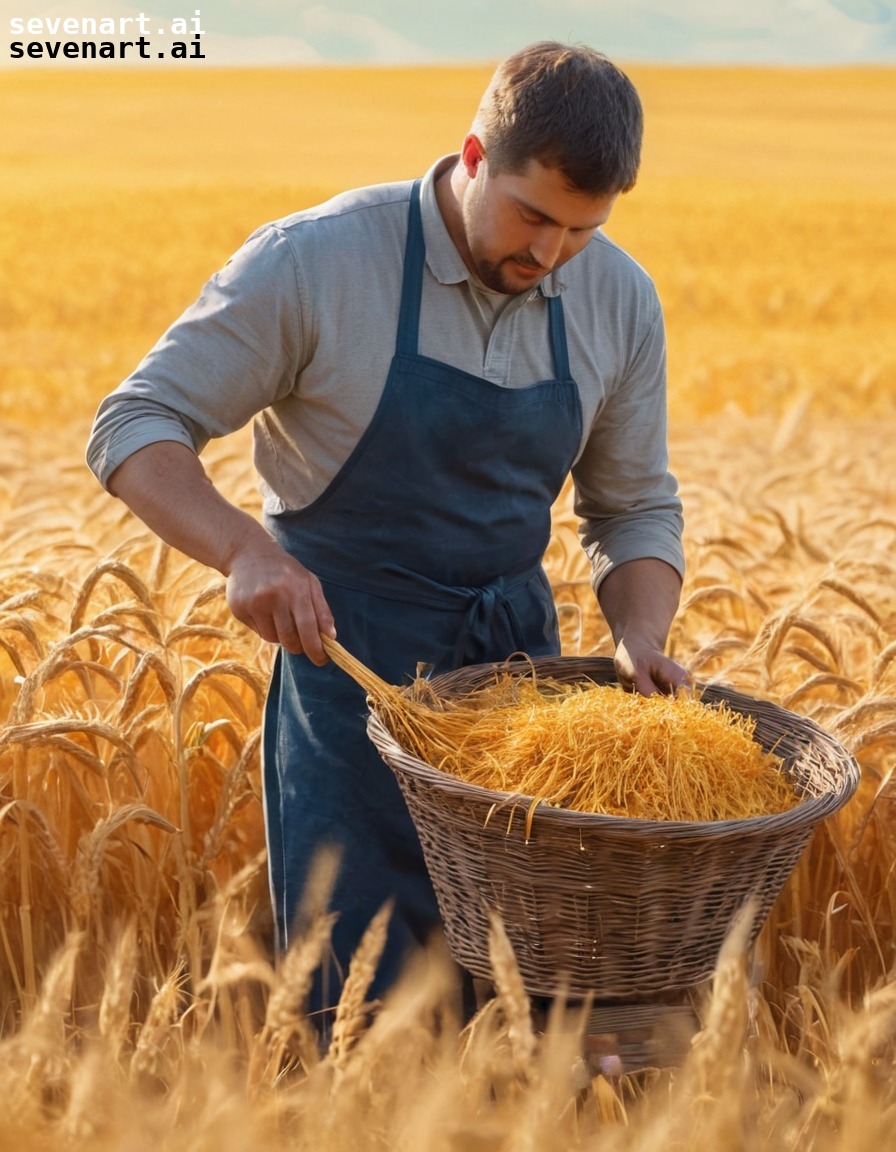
[473,41,643,195]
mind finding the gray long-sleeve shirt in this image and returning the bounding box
[87,156,684,590]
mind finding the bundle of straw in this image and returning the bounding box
[322,638,798,826]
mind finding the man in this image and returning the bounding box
[87,41,687,1017]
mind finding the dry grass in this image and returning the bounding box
[0,62,894,1149]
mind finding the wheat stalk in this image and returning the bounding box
[98,920,139,1059]
[248,849,341,1090]
[487,910,538,1081]
[129,969,184,1086]
[329,899,393,1071]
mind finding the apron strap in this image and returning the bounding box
[548,294,571,380]
[395,179,425,357]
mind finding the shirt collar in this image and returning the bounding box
[419,155,563,300]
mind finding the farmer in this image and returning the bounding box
[87,41,687,1018]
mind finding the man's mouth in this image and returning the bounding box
[511,258,545,276]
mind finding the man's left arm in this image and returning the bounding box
[597,557,687,695]
[573,283,688,693]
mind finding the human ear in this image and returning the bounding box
[461,134,487,178]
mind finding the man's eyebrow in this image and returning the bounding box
[513,194,607,231]
[514,196,559,224]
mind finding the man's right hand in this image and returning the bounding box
[225,539,335,665]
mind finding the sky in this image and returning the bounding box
[2,0,895,67]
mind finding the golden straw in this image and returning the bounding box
[322,637,798,823]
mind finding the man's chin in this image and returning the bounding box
[479,260,546,296]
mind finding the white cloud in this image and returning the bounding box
[547,0,894,61]
[200,31,320,65]
[826,0,895,20]
[294,5,435,62]
[216,1,437,62]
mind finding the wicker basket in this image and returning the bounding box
[367,656,860,1001]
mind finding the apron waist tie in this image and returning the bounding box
[374,562,534,666]
[307,557,538,666]
[453,577,526,666]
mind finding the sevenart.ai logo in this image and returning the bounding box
[9,9,206,62]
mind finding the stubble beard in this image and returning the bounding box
[461,192,546,296]
[472,252,546,296]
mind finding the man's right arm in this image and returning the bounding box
[108,441,335,664]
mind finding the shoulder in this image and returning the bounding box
[557,229,663,345]
[248,180,413,259]
[582,231,659,302]
[207,180,414,299]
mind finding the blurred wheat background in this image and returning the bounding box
[0,63,895,1150]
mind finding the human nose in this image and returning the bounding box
[528,226,566,271]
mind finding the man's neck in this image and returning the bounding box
[433,157,473,272]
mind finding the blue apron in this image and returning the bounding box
[262,180,583,1013]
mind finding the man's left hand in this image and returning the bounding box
[613,636,691,696]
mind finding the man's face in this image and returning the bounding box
[460,150,618,295]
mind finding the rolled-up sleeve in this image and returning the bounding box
[86,224,305,489]
[573,298,684,591]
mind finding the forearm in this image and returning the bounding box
[107,440,269,576]
[596,557,688,694]
[107,441,335,663]
[597,557,682,650]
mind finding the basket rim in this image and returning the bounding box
[366,654,861,839]
[367,712,852,839]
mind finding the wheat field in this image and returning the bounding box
[0,63,895,1150]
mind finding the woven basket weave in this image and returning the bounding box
[367,655,860,1001]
